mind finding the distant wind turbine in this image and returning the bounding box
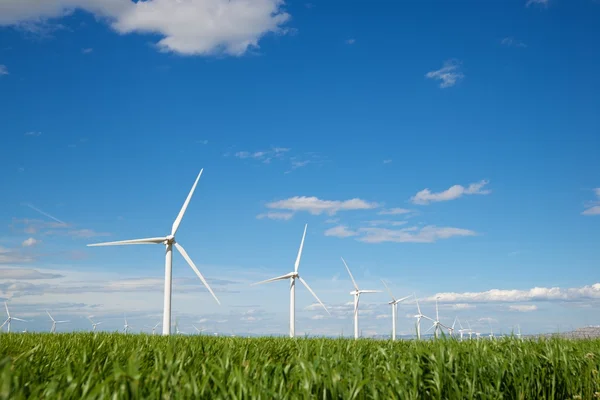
[1,303,26,333]
[251,224,329,338]
[341,257,381,340]
[193,325,206,334]
[87,169,220,335]
[47,311,69,333]
[123,315,132,334]
[413,296,430,340]
[145,322,161,335]
[381,279,411,341]
[88,316,103,331]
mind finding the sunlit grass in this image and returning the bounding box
[1,333,600,399]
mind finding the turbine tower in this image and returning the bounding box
[1,303,26,333]
[381,279,411,341]
[341,257,381,340]
[47,311,69,333]
[424,297,447,339]
[87,169,220,335]
[251,224,329,338]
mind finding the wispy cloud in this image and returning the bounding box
[0,0,290,57]
[427,283,600,303]
[0,267,62,280]
[21,238,39,247]
[81,47,93,54]
[383,159,392,164]
[256,211,294,221]
[197,139,209,145]
[452,303,476,310]
[24,131,42,136]
[230,147,325,173]
[377,208,412,215]
[345,38,355,45]
[582,188,600,216]
[410,179,490,205]
[501,37,527,48]
[0,65,8,75]
[425,59,464,88]
[357,226,476,243]
[0,247,35,264]
[264,196,378,217]
[526,0,549,7]
[509,304,538,312]
[324,225,357,238]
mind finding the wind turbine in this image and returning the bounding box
[88,316,103,331]
[145,322,161,335]
[1,303,26,333]
[193,325,206,334]
[87,169,220,336]
[251,224,329,338]
[123,315,132,334]
[448,316,459,337]
[413,296,430,340]
[341,257,381,340]
[381,279,411,341]
[424,297,447,339]
[47,311,69,333]
[516,324,522,340]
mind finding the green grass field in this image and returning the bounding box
[1,333,600,399]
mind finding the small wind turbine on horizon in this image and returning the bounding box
[88,316,103,331]
[1,303,26,333]
[193,325,206,334]
[47,311,69,333]
[145,322,161,335]
[413,296,431,340]
[341,257,381,340]
[381,279,411,341]
[87,169,221,336]
[423,297,447,339]
[251,224,329,338]
[123,316,132,334]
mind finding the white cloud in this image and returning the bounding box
[509,304,538,312]
[21,238,39,247]
[428,283,600,303]
[410,179,490,205]
[377,208,411,215]
[311,314,325,320]
[324,225,357,238]
[24,131,42,136]
[383,159,392,164]
[375,314,389,320]
[0,0,290,56]
[582,188,600,216]
[256,211,294,221]
[526,0,548,6]
[425,59,464,88]
[452,303,476,310]
[345,38,355,45]
[265,196,378,216]
[357,225,476,243]
[501,37,527,48]
[0,65,7,75]
[81,47,93,54]
[0,267,62,280]
[0,247,35,264]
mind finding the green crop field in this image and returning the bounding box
[1,333,600,399]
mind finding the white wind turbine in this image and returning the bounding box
[341,257,381,340]
[381,279,411,341]
[145,322,161,335]
[413,296,430,340]
[424,297,448,339]
[123,316,132,334]
[88,316,103,331]
[1,303,26,333]
[251,224,329,338]
[193,325,206,334]
[87,169,220,336]
[47,311,69,333]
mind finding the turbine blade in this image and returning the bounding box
[359,290,382,294]
[251,272,294,286]
[4,302,9,318]
[46,311,54,321]
[415,294,422,314]
[0,319,7,329]
[174,242,220,305]
[298,276,330,315]
[294,224,308,273]
[96,322,103,325]
[57,320,69,323]
[87,237,166,246]
[12,317,27,322]
[422,315,435,322]
[381,279,396,302]
[341,257,359,291]
[172,169,203,236]
[393,294,413,304]
[424,323,435,334]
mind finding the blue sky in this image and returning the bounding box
[1,0,599,337]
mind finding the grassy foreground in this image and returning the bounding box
[1,333,600,399]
